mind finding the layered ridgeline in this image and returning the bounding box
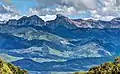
[0,58,27,74]
[2,14,120,28]
[75,57,120,74]
[0,14,120,72]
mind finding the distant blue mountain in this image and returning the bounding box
[0,14,120,73]
[12,57,114,72]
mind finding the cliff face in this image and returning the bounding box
[0,58,28,74]
[74,57,120,74]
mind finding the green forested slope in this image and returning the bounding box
[0,58,28,74]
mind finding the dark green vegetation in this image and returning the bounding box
[0,58,28,74]
[74,57,120,74]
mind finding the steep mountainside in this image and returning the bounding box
[0,14,120,73]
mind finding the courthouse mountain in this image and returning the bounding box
[2,14,120,28]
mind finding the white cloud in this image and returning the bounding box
[0,14,20,21]
[32,0,120,20]
[1,0,120,21]
[62,0,97,10]
[91,10,115,21]
[29,8,56,21]
[0,5,20,21]
[36,0,97,10]
[0,5,19,14]
[29,6,77,16]
[40,15,56,21]
[88,0,120,20]
[29,5,79,21]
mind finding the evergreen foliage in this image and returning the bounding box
[74,57,120,74]
[0,58,28,74]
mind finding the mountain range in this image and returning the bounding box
[2,14,120,28]
[0,14,120,73]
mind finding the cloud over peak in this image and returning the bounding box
[29,0,120,20]
[1,0,120,21]
[0,4,20,21]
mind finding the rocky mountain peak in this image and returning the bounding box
[7,15,45,26]
[111,17,120,22]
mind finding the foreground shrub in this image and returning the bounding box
[0,58,28,74]
[74,57,120,74]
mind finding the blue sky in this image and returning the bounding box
[0,0,120,21]
[0,0,38,14]
[11,0,38,14]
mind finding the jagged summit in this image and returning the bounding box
[29,15,40,19]
[46,14,79,29]
[18,15,44,21]
[28,15,45,25]
[1,14,120,28]
[30,15,40,18]
[72,18,84,22]
[56,14,67,19]
[55,14,70,22]
[19,16,28,20]
[111,17,120,22]
[6,15,45,26]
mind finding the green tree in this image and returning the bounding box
[74,57,120,74]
